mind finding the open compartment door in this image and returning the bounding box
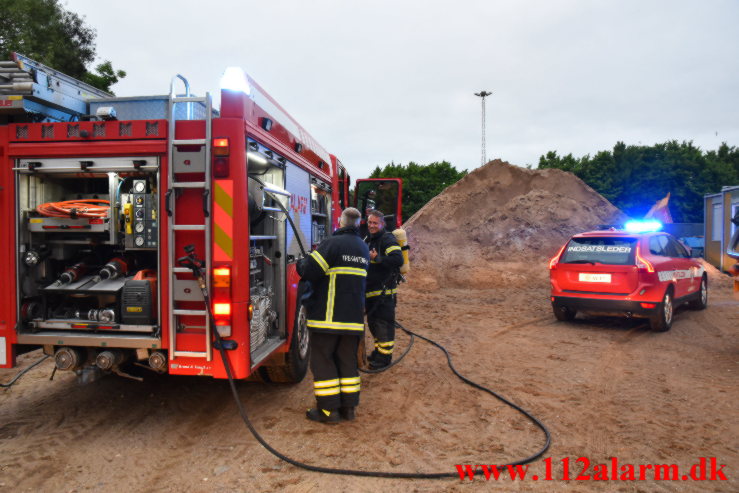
[354,178,403,229]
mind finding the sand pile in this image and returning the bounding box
[699,259,735,290]
[404,160,626,288]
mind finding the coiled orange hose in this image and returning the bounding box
[36,199,110,218]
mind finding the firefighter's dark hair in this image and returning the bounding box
[367,209,385,222]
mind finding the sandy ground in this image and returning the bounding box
[2,162,737,491]
[1,263,737,492]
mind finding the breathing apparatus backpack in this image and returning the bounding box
[392,228,410,275]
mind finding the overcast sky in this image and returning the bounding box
[66,0,738,177]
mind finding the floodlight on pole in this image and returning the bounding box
[474,90,492,166]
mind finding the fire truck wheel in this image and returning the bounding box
[688,275,708,310]
[650,288,673,332]
[264,301,310,383]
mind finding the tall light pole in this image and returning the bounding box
[474,90,492,166]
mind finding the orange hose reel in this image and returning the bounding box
[36,199,110,218]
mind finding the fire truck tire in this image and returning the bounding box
[263,302,310,383]
[688,275,708,310]
[650,288,673,332]
[246,369,267,383]
[552,304,576,322]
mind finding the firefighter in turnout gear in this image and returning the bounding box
[297,207,370,423]
[364,209,404,370]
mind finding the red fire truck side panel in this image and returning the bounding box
[0,125,18,368]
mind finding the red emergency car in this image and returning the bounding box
[549,223,708,331]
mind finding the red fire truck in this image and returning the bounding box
[0,54,402,382]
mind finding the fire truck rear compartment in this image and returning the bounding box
[246,162,287,365]
[14,159,162,373]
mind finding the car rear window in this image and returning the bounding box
[561,237,637,265]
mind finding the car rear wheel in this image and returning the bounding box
[688,275,708,310]
[553,304,577,322]
[650,289,673,332]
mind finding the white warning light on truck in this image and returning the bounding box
[220,67,251,95]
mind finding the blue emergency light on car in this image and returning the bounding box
[624,220,663,233]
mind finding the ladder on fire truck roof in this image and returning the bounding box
[0,53,111,122]
[166,75,214,362]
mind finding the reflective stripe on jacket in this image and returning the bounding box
[297,227,370,334]
[365,229,404,295]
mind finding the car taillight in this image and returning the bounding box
[213,138,230,178]
[549,243,567,270]
[212,265,232,336]
[640,303,657,309]
[635,244,654,273]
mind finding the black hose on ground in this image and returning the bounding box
[216,315,551,478]
[0,354,50,388]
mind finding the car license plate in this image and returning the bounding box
[579,273,611,283]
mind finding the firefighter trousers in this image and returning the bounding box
[309,331,361,410]
[367,296,396,367]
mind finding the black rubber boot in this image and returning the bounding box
[367,350,380,366]
[306,408,341,424]
[339,407,356,421]
[369,354,391,370]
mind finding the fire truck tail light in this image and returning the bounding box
[212,137,230,177]
[212,265,232,319]
[213,303,231,316]
[213,157,229,178]
[248,303,254,321]
[213,267,231,287]
[213,138,229,156]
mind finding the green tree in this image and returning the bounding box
[368,161,467,220]
[81,61,126,93]
[0,0,125,92]
[538,141,739,223]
